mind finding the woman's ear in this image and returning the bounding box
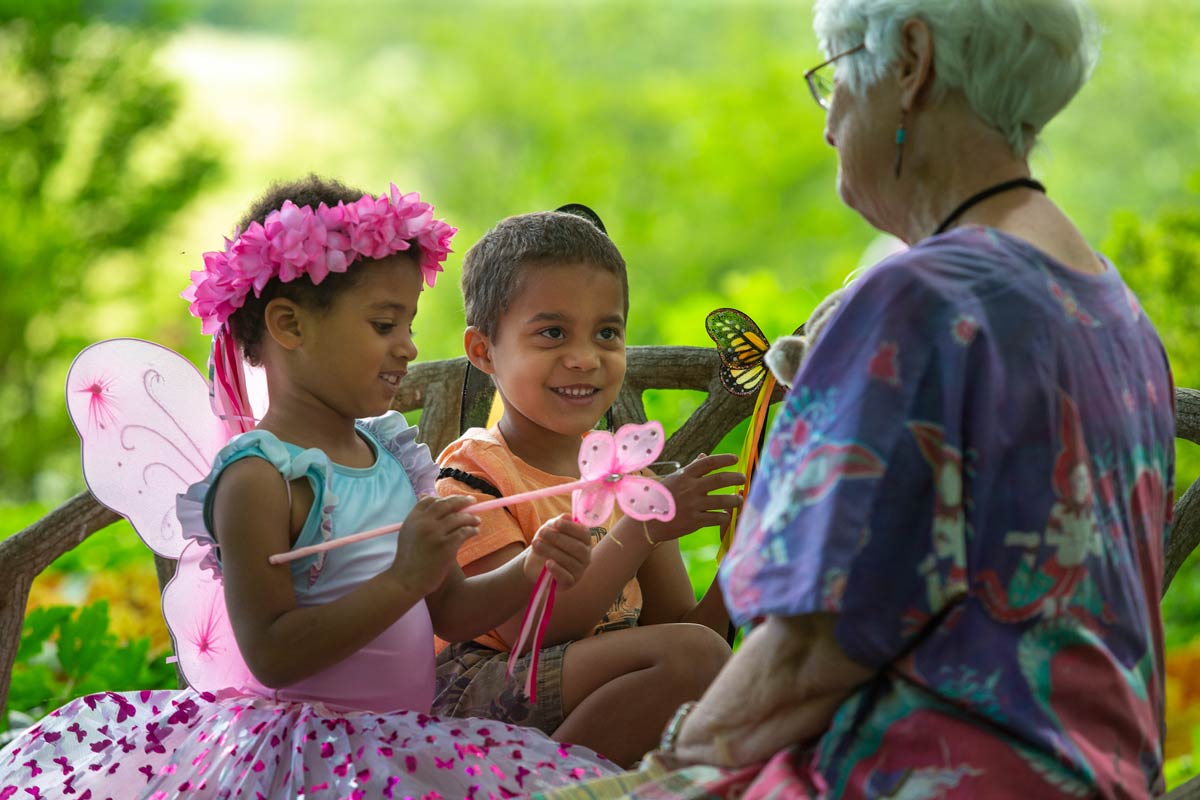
[896,17,935,111]
[264,298,305,351]
[464,326,496,375]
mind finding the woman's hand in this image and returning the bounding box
[668,614,874,768]
[645,453,745,543]
[390,495,480,597]
[523,513,593,586]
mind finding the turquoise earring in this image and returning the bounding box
[893,112,908,179]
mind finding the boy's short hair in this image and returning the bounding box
[461,211,629,339]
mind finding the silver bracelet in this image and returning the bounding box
[658,700,698,753]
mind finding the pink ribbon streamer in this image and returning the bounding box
[504,482,609,702]
[506,568,558,702]
[211,328,256,437]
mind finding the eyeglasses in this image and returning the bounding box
[804,43,866,110]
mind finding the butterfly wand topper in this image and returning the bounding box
[270,420,677,701]
[705,308,801,560]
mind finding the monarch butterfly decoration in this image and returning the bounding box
[705,307,803,560]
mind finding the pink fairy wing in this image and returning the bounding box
[577,429,617,482]
[572,483,616,528]
[611,420,667,473]
[615,475,676,522]
[162,540,252,691]
[66,339,229,558]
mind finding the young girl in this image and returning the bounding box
[0,177,617,798]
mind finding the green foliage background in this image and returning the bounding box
[2,0,1200,784]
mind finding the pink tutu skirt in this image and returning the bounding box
[0,688,615,799]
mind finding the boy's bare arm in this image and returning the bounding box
[630,539,693,624]
[426,555,530,643]
[634,539,730,635]
[427,515,592,643]
[688,576,731,632]
[464,522,659,649]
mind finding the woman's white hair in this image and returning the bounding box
[812,0,1101,157]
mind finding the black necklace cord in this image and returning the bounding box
[932,177,1046,236]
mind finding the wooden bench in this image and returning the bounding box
[2,345,1198,796]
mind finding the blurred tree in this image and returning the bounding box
[1107,178,1200,395]
[0,0,219,502]
[198,1,870,363]
[259,0,1200,364]
[1104,176,1200,650]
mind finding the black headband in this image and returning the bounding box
[554,203,608,235]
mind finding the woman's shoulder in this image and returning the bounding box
[850,227,1044,312]
[841,243,961,315]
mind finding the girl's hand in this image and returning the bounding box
[645,453,745,543]
[391,495,480,597]
[523,514,593,587]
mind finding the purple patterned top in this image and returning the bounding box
[720,227,1174,798]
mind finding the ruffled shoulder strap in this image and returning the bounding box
[176,429,338,579]
[357,410,437,496]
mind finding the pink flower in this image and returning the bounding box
[317,202,356,276]
[230,224,273,295]
[265,201,327,283]
[346,194,409,260]
[389,185,434,239]
[417,218,457,287]
[185,250,250,334]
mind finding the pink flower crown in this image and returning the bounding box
[183,184,457,335]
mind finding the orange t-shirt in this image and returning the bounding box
[435,426,642,652]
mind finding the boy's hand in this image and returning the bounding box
[646,453,744,543]
[524,513,593,587]
[390,495,480,597]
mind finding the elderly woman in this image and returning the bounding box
[541,0,1175,798]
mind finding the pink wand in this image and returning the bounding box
[268,421,676,566]
[270,478,593,565]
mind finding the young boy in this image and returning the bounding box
[433,208,744,767]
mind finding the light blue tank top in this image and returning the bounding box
[194,412,440,712]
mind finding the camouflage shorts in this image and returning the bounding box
[433,640,569,735]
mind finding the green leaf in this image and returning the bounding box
[55,600,116,682]
[16,605,72,661]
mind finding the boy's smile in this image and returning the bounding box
[552,384,602,401]
[474,262,627,474]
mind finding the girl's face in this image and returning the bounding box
[483,262,627,445]
[297,255,423,420]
